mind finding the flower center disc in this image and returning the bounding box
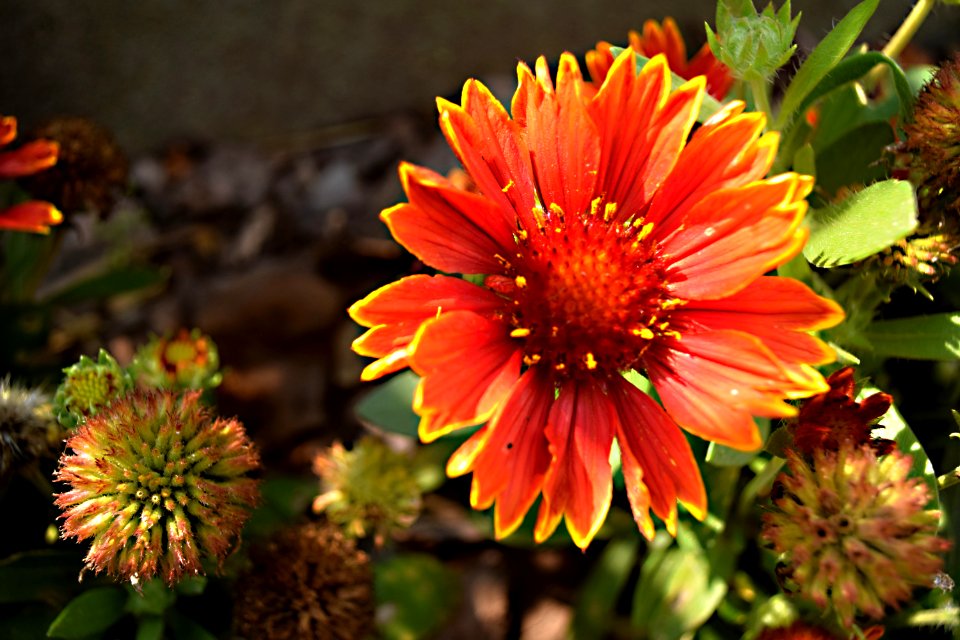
[505,205,677,383]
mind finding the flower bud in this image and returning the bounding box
[131,328,222,391]
[706,0,799,84]
[55,390,260,585]
[53,349,133,428]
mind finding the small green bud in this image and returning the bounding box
[53,348,133,428]
[131,328,222,392]
[706,0,800,84]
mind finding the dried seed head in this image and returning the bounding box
[233,521,374,640]
[0,377,59,480]
[55,390,260,586]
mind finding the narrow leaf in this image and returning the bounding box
[572,538,639,637]
[355,370,420,437]
[775,0,880,130]
[706,419,769,467]
[862,313,960,360]
[46,587,127,639]
[803,179,918,267]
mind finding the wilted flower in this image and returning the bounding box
[706,0,800,84]
[790,367,893,456]
[53,349,134,428]
[233,521,374,640]
[587,18,733,99]
[313,436,422,543]
[0,115,62,234]
[55,390,260,585]
[350,49,843,547]
[762,443,949,627]
[0,377,59,480]
[23,116,128,214]
[132,328,222,391]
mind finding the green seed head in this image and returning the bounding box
[54,349,133,428]
[55,390,260,586]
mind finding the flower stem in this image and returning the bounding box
[937,466,960,491]
[749,78,775,127]
[866,0,937,87]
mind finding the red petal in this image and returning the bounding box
[513,55,600,219]
[609,375,706,537]
[349,275,505,381]
[0,116,16,146]
[645,330,829,449]
[409,310,521,442]
[678,276,844,364]
[450,369,553,537]
[535,380,615,548]
[0,140,59,178]
[382,163,517,274]
[0,201,63,234]
[646,104,778,234]
[661,175,811,299]
[589,52,703,219]
[438,80,539,232]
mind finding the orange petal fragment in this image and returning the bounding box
[0,201,63,234]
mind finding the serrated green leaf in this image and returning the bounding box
[862,313,960,360]
[572,537,639,637]
[775,0,880,130]
[46,587,127,639]
[610,47,723,123]
[803,179,918,267]
[706,419,769,467]
[355,370,420,437]
[867,391,940,507]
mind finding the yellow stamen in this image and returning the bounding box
[515,275,528,288]
[631,327,655,340]
[510,328,531,338]
[603,202,617,222]
[584,353,598,370]
[501,179,515,193]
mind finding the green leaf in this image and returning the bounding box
[375,553,458,640]
[774,0,880,130]
[571,538,639,637]
[168,613,216,640]
[803,179,918,267]
[867,391,940,506]
[125,580,176,617]
[813,121,894,193]
[794,52,914,124]
[862,313,960,360]
[135,617,165,640]
[611,47,723,123]
[355,371,420,437]
[706,419,769,467]
[0,550,84,604]
[46,587,127,639]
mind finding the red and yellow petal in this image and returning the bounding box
[534,380,616,548]
[661,175,812,300]
[0,139,59,178]
[645,330,829,450]
[383,162,517,274]
[0,116,16,146]
[589,52,703,219]
[679,277,844,364]
[448,369,554,538]
[349,275,505,381]
[609,375,706,538]
[409,310,521,442]
[0,201,63,234]
[438,80,539,231]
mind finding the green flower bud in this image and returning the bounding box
[55,390,260,586]
[53,348,133,428]
[131,328,222,391]
[706,0,800,84]
[312,436,422,544]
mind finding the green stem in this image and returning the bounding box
[937,466,960,491]
[737,456,786,520]
[748,78,775,127]
[866,0,937,87]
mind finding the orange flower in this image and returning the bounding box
[350,50,843,548]
[587,18,733,100]
[0,115,62,234]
